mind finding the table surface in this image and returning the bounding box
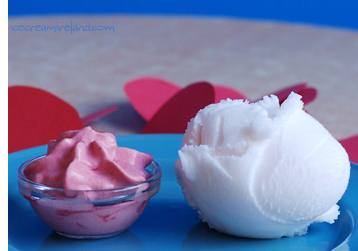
[8,16,358,139]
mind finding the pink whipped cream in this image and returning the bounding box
[23,126,154,238]
[25,126,153,191]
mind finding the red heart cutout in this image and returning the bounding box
[126,78,317,123]
[125,77,318,134]
[142,82,215,133]
[256,83,317,105]
[297,87,317,105]
[214,85,247,103]
[8,86,84,153]
[339,135,358,164]
[270,83,307,103]
[125,78,248,123]
[125,77,181,121]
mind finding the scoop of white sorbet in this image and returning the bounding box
[176,92,350,239]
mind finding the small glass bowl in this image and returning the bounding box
[18,155,161,239]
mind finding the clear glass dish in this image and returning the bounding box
[18,155,162,239]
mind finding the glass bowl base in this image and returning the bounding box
[56,229,126,239]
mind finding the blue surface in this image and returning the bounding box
[8,0,358,30]
[8,134,358,250]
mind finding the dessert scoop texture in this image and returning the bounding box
[176,92,350,239]
[24,126,153,191]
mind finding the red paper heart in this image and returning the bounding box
[125,77,318,133]
[125,77,180,121]
[8,86,84,153]
[125,78,248,123]
[269,83,308,103]
[142,82,215,133]
[258,83,317,105]
[214,85,247,102]
[297,87,317,105]
[126,78,317,122]
[339,135,358,164]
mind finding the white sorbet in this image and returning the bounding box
[176,92,350,239]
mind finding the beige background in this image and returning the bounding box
[8,16,358,139]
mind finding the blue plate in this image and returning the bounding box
[8,134,358,250]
